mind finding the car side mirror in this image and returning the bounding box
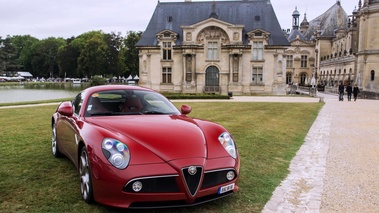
[180,105,191,115]
[57,101,74,117]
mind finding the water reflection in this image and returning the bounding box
[0,83,89,103]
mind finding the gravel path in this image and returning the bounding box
[263,94,379,212]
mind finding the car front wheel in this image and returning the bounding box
[79,146,94,203]
[51,124,61,157]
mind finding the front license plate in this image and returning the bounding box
[218,183,235,194]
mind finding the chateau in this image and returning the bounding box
[136,0,290,95]
[137,0,379,98]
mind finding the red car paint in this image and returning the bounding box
[51,85,239,208]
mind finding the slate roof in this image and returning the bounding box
[136,0,290,47]
[287,29,306,42]
[303,1,349,40]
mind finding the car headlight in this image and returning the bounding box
[102,138,130,169]
[218,132,237,159]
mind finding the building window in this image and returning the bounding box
[286,55,293,68]
[207,41,218,60]
[286,73,292,84]
[252,66,263,84]
[300,73,307,85]
[162,67,172,84]
[233,56,239,82]
[252,41,263,61]
[162,42,172,60]
[371,70,375,81]
[185,55,192,82]
[301,55,308,68]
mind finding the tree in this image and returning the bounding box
[104,32,125,77]
[57,37,80,78]
[76,31,108,77]
[122,31,142,77]
[29,37,66,78]
[0,36,19,71]
[11,35,39,72]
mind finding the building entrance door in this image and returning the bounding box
[204,66,220,93]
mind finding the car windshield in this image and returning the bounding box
[85,89,180,117]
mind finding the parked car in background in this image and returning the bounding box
[51,85,240,208]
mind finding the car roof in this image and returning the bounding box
[83,85,153,95]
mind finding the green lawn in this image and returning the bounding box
[0,101,323,213]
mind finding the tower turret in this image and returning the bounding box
[292,7,300,30]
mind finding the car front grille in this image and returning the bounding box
[182,166,203,196]
[201,169,237,189]
[123,175,179,193]
[123,168,237,194]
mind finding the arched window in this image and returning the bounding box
[371,70,375,81]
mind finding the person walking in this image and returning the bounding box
[338,82,344,101]
[346,83,353,101]
[353,84,360,101]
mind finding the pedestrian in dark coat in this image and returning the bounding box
[338,82,344,101]
[346,83,353,101]
[353,84,360,101]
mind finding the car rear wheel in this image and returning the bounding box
[79,146,94,203]
[52,124,61,157]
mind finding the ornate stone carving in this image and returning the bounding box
[233,32,239,41]
[186,32,192,41]
[196,26,230,45]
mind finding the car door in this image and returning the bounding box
[59,93,83,164]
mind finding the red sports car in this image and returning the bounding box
[51,85,240,208]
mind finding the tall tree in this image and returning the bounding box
[0,36,19,71]
[12,35,39,72]
[104,32,125,77]
[122,31,142,77]
[29,37,66,78]
[57,38,80,78]
[76,31,108,77]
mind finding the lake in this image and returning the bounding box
[0,83,89,103]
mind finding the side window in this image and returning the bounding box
[72,93,83,115]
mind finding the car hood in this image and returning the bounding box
[87,115,207,162]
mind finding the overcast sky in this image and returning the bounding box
[0,0,357,39]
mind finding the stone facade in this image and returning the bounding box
[137,0,379,98]
[356,0,379,95]
[137,1,290,95]
[289,0,379,98]
[285,8,316,86]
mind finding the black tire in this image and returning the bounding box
[51,123,62,157]
[79,146,94,203]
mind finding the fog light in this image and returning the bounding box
[132,181,143,192]
[226,171,235,181]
